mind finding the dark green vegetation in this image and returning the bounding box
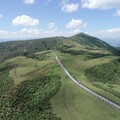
[0,33,119,61]
[0,33,120,120]
[0,37,63,61]
[69,33,119,54]
[57,50,120,105]
[85,58,120,98]
[0,52,61,120]
[85,58,120,83]
[51,67,120,120]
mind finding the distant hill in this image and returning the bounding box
[0,33,119,61]
[69,33,119,53]
[117,47,120,50]
[0,37,65,61]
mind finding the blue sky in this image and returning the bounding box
[0,0,120,46]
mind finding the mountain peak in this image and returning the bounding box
[72,32,93,38]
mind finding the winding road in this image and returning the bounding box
[53,51,120,111]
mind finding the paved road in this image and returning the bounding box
[53,51,120,111]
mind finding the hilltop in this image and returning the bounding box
[0,33,119,61]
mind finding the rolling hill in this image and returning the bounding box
[0,33,119,61]
[70,33,119,53]
[0,33,120,120]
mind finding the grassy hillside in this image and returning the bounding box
[0,50,120,120]
[50,56,120,120]
[0,51,62,120]
[51,68,120,120]
[1,33,120,120]
[0,37,64,61]
[56,51,120,105]
[0,33,119,61]
[70,33,119,53]
[85,58,120,98]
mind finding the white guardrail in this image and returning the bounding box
[53,52,120,111]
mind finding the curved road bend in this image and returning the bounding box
[53,52,120,111]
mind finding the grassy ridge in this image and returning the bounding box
[1,50,120,120]
[56,51,120,105]
[70,33,119,54]
[0,37,64,61]
[51,61,120,120]
[0,33,119,61]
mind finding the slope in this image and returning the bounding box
[69,32,119,53]
[0,50,120,120]
[0,37,64,61]
[51,53,120,120]
[0,33,119,61]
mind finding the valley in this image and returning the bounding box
[0,33,120,120]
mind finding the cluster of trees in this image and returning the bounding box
[84,53,109,60]
[85,58,120,84]
[0,37,64,61]
[59,49,87,55]
[60,49,109,60]
[85,59,120,97]
[0,68,15,120]
[93,83,120,98]
[24,51,50,61]
[0,67,61,120]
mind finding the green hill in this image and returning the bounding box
[69,32,119,53]
[0,37,64,61]
[0,50,120,120]
[0,33,119,61]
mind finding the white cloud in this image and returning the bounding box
[0,28,80,40]
[23,0,35,4]
[20,28,41,36]
[114,9,120,16]
[64,29,81,37]
[61,1,79,13]
[81,0,120,10]
[12,15,39,26]
[66,19,87,29]
[0,30,9,36]
[88,28,120,39]
[48,22,57,31]
[0,27,120,46]
[87,28,120,46]
[0,28,41,39]
[0,30,18,40]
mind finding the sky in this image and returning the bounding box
[0,0,120,46]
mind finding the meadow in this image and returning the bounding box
[0,50,120,120]
[55,50,120,105]
[51,58,120,120]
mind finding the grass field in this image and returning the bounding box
[0,50,54,84]
[53,51,120,105]
[51,61,120,120]
[0,50,120,120]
